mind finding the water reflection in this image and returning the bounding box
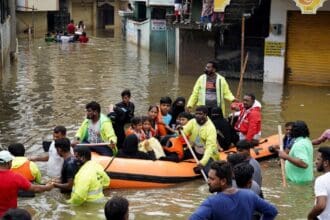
[0,32,329,219]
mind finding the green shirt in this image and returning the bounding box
[285,137,313,184]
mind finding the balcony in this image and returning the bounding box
[16,0,59,11]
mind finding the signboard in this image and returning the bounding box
[214,0,231,12]
[151,20,166,31]
[264,41,285,57]
[149,0,174,6]
[293,0,327,14]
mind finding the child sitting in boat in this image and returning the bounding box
[125,117,143,140]
[157,97,176,137]
[162,112,194,162]
[141,116,156,140]
[139,116,165,159]
[118,134,156,160]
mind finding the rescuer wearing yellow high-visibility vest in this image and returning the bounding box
[187,61,237,116]
[67,146,110,205]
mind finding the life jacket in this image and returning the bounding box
[125,127,143,141]
[11,160,34,182]
[125,127,135,136]
[157,107,168,137]
[163,137,185,160]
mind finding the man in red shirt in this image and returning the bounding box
[232,93,261,142]
[67,20,76,35]
[0,151,53,217]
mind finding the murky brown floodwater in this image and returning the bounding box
[0,31,329,219]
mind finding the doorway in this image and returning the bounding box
[97,3,114,29]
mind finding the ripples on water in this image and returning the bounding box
[0,33,329,219]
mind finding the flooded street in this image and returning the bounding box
[0,32,329,219]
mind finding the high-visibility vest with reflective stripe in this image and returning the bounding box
[11,160,34,181]
[69,160,110,205]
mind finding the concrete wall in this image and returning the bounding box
[70,0,127,31]
[264,0,330,83]
[16,11,48,37]
[16,0,59,11]
[166,27,176,64]
[72,1,94,30]
[0,17,12,68]
[10,0,17,59]
[126,19,150,50]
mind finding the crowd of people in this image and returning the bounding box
[0,61,329,219]
[45,20,89,44]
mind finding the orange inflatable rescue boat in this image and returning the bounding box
[92,134,279,189]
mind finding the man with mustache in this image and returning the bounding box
[190,161,277,220]
[308,147,330,220]
[187,61,236,116]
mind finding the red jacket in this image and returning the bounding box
[234,100,261,141]
[79,35,89,43]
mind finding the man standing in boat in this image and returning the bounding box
[186,61,236,115]
[73,101,117,156]
[232,93,261,142]
[181,106,219,174]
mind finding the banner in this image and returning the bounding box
[293,0,327,14]
[151,20,166,31]
[214,0,231,12]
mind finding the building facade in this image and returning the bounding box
[125,0,175,53]
[16,0,128,36]
[264,0,330,86]
[0,0,16,69]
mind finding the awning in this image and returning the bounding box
[292,0,327,14]
[214,0,231,12]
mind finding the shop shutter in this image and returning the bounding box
[286,11,330,86]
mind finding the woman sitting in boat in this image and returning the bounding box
[118,134,156,160]
[147,105,160,139]
[210,107,238,150]
[169,97,186,129]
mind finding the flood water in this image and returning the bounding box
[0,31,329,219]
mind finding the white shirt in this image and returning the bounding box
[315,172,330,220]
[60,35,73,43]
[47,141,63,177]
[88,120,102,143]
